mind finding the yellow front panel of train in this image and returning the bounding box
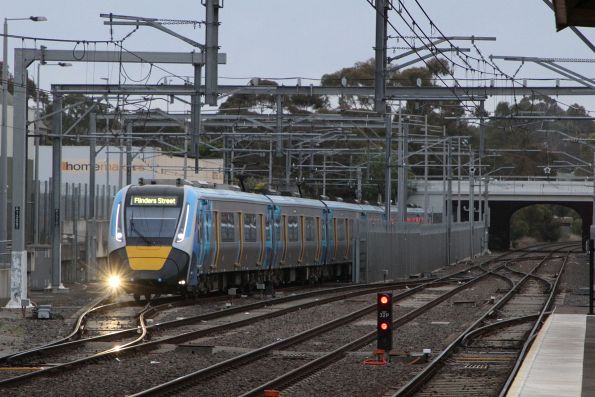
[126,246,172,270]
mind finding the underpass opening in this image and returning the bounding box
[510,204,582,249]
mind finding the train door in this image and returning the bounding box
[320,208,329,265]
[264,205,273,269]
[263,204,281,269]
[272,205,281,267]
[189,199,206,287]
[199,200,218,273]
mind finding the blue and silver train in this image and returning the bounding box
[106,179,387,299]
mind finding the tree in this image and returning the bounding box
[0,61,48,103]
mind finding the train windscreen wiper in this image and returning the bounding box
[130,217,153,246]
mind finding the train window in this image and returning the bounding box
[288,216,299,242]
[221,212,235,242]
[243,214,257,242]
[265,216,271,241]
[275,217,281,241]
[305,217,315,241]
[125,206,181,245]
[337,218,346,241]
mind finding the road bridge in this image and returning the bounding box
[409,177,594,250]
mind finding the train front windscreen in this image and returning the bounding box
[125,194,182,246]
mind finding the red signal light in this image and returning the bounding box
[377,292,393,351]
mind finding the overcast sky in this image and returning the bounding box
[3,0,595,112]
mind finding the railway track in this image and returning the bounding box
[127,251,528,396]
[1,281,411,367]
[389,243,575,397]
[0,278,452,388]
[1,245,558,396]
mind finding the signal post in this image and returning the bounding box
[377,292,393,359]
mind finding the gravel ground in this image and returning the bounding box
[0,282,482,395]
[283,277,511,397]
[0,283,104,357]
[2,249,587,397]
[557,251,589,312]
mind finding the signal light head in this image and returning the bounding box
[379,295,389,305]
[379,321,390,331]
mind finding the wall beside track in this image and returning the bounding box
[361,222,485,283]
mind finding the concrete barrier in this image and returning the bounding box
[0,268,9,299]
[364,222,485,283]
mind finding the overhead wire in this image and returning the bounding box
[406,0,595,115]
[373,1,484,114]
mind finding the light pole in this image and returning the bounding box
[34,59,71,245]
[1,16,46,263]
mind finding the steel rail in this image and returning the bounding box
[0,278,458,387]
[0,249,521,390]
[134,247,532,395]
[461,313,550,347]
[0,295,184,364]
[391,243,573,396]
[236,265,512,397]
[0,279,439,365]
[498,249,570,396]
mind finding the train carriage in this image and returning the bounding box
[106,180,396,299]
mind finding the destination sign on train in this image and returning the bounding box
[130,196,178,206]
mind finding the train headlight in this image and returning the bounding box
[107,275,122,290]
[175,204,190,243]
[114,203,124,242]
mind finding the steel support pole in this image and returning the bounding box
[374,0,387,113]
[222,136,228,184]
[268,140,273,187]
[323,155,327,197]
[478,101,485,231]
[592,152,595,226]
[457,138,462,222]
[384,107,392,231]
[397,117,408,225]
[483,177,489,254]
[0,19,8,255]
[6,46,28,307]
[590,237,594,315]
[442,126,447,224]
[126,122,132,185]
[230,134,235,183]
[191,64,202,173]
[88,112,96,282]
[469,152,475,259]
[204,0,220,106]
[285,134,291,190]
[34,62,41,246]
[183,124,188,179]
[275,95,282,157]
[72,185,78,282]
[446,139,453,265]
[590,154,595,314]
[50,94,63,291]
[356,167,362,202]
[423,115,429,223]
[118,136,123,189]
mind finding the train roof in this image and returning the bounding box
[360,205,385,214]
[124,184,394,214]
[267,194,326,209]
[322,200,364,212]
[192,187,272,205]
